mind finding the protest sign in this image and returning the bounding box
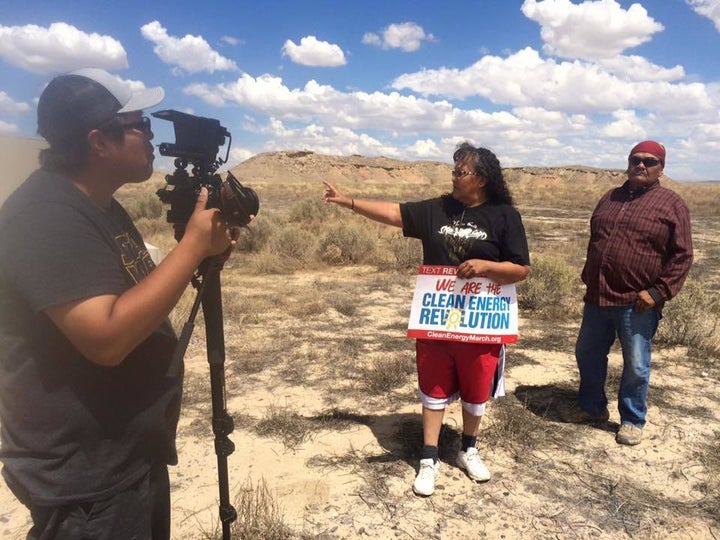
[407,265,518,344]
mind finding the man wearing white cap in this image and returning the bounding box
[0,69,235,539]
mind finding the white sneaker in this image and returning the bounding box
[412,458,440,496]
[456,447,491,482]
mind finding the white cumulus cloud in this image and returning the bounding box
[597,55,685,82]
[181,67,720,177]
[229,146,255,165]
[0,22,127,74]
[184,74,456,131]
[688,0,720,31]
[0,119,19,135]
[281,36,346,67]
[390,47,713,117]
[140,21,238,74]
[407,138,442,158]
[258,118,400,157]
[182,73,587,166]
[521,0,663,61]
[601,109,647,139]
[362,22,435,52]
[0,92,32,114]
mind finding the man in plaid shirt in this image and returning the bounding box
[567,140,693,446]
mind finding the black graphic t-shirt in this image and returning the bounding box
[0,170,180,506]
[400,195,530,267]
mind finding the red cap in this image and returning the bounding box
[629,140,665,167]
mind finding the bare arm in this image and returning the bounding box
[44,188,234,366]
[322,181,402,228]
[457,259,531,285]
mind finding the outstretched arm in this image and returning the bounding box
[323,181,403,228]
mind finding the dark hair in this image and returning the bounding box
[39,117,125,174]
[453,142,514,206]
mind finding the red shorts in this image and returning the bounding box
[416,339,501,405]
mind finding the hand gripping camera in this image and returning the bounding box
[152,109,259,241]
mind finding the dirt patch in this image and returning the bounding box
[2,194,718,540]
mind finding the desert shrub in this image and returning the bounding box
[245,251,298,275]
[267,225,317,263]
[655,277,720,356]
[378,232,422,271]
[231,477,294,540]
[328,293,357,316]
[362,352,414,393]
[222,292,264,328]
[254,404,310,450]
[696,432,720,522]
[517,253,578,312]
[283,287,327,316]
[691,243,720,279]
[235,213,277,253]
[123,192,164,221]
[132,217,176,250]
[287,196,341,223]
[479,396,545,461]
[318,221,377,265]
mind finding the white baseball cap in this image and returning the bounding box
[38,68,164,144]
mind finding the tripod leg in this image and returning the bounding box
[200,263,237,539]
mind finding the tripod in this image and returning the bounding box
[172,256,237,539]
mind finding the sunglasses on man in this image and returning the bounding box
[120,116,152,135]
[629,155,661,168]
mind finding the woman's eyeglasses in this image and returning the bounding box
[451,169,478,178]
[629,156,661,168]
[120,116,152,135]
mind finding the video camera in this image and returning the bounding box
[152,109,259,241]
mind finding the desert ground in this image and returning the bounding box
[1,158,719,539]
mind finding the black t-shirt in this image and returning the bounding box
[0,170,181,506]
[400,195,530,266]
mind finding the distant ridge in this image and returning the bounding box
[231,150,450,184]
[230,150,662,187]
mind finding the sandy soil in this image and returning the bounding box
[2,267,718,540]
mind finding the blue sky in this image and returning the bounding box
[1,0,720,180]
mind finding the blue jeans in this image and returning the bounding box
[574,303,659,428]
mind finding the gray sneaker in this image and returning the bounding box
[412,458,440,496]
[456,447,491,482]
[616,424,643,445]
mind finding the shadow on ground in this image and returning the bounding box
[513,383,618,433]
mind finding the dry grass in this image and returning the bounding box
[112,177,720,539]
[361,352,415,394]
[230,477,295,540]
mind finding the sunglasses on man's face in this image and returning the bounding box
[120,116,152,135]
[629,155,661,168]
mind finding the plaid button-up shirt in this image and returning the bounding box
[581,180,693,311]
